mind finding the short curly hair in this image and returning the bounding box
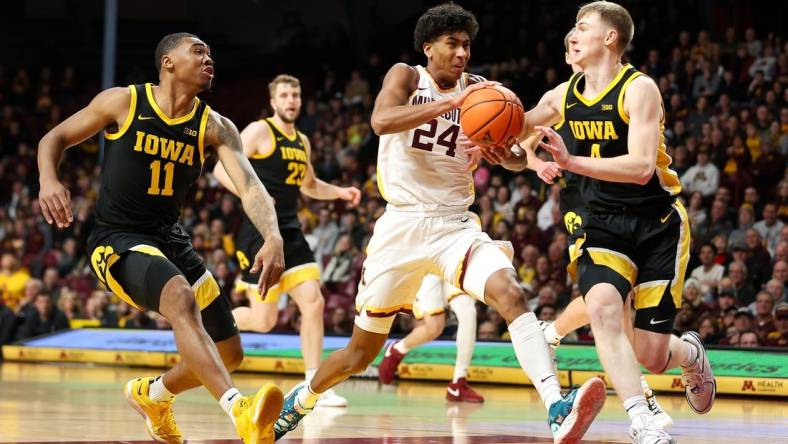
[413,2,479,52]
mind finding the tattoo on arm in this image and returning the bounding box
[210,112,281,240]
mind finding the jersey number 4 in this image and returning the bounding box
[147,160,175,196]
[412,120,459,157]
[286,162,306,186]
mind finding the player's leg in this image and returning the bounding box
[232,285,279,332]
[632,201,715,415]
[456,240,605,443]
[446,293,484,403]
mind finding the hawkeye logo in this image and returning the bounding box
[564,211,583,234]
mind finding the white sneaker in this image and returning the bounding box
[644,388,673,430]
[314,388,347,407]
[629,414,676,444]
[680,331,716,414]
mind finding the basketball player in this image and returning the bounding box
[511,2,715,442]
[213,74,359,408]
[274,4,606,443]
[378,274,483,403]
[519,27,673,430]
[38,33,285,444]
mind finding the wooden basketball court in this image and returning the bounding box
[0,362,783,443]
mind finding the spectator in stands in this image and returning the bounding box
[477,320,500,340]
[15,291,69,340]
[123,310,157,330]
[754,203,784,256]
[0,253,30,310]
[765,302,788,346]
[744,228,773,288]
[535,304,557,322]
[728,260,756,305]
[739,330,762,347]
[772,260,787,286]
[686,191,707,233]
[765,278,785,304]
[728,204,756,248]
[690,242,725,298]
[681,146,719,196]
[697,199,733,244]
[57,289,83,321]
[323,234,356,285]
[313,208,340,268]
[697,315,722,345]
[751,291,776,340]
[326,307,352,336]
[84,290,118,328]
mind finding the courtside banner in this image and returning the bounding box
[4,329,786,396]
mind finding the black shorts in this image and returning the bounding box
[88,224,238,342]
[566,200,690,334]
[234,224,320,303]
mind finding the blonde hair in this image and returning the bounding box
[577,1,634,54]
[268,74,300,98]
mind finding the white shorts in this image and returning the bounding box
[412,274,465,320]
[355,208,514,334]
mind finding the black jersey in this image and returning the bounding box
[97,83,210,232]
[242,117,308,230]
[553,71,584,213]
[563,64,680,214]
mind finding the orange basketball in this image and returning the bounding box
[460,85,524,147]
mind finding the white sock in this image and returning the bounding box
[394,340,410,354]
[543,322,564,346]
[296,384,320,411]
[640,376,652,396]
[624,395,650,421]
[305,368,317,383]
[507,312,563,410]
[220,388,242,422]
[148,376,175,402]
[681,341,698,367]
[450,296,477,383]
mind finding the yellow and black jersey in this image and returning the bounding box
[553,81,583,214]
[97,83,210,232]
[559,64,680,214]
[244,117,308,229]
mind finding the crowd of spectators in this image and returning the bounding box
[1,20,787,357]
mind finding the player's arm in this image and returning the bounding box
[299,135,361,207]
[519,132,562,183]
[519,82,567,140]
[205,110,284,293]
[537,77,661,185]
[38,87,131,228]
[371,63,496,135]
[212,120,268,197]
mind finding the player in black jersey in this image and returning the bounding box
[513,2,715,442]
[38,33,285,444]
[213,74,360,408]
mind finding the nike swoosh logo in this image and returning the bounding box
[138,114,154,120]
[417,86,429,90]
[566,103,578,109]
[660,210,674,224]
[276,137,284,141]
[461,216,469,223]
[447,387,460,397]
[650,318,671,325]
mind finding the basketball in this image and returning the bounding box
[460,85,524,147]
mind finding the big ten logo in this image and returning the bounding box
[90,246,115,283]
[564,211,583,234]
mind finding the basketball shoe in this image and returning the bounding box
[378,341,406,384]
[679,331,716,414]
[629,413,676,444]
[232,383,284,444]
[124,377,182,444]
[446,378,484,403]
[643,384,673,429]
[548,377,606,444]
[274,382,313,441]
[315,388,348,407]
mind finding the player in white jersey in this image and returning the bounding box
[378,274,484,403]
[275,4,606,443]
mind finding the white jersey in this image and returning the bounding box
[376,65,480,212]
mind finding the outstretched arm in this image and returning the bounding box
[299,135,361,206]
[205,110,284,293]
[38,87,131,227]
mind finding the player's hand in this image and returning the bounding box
[338,186,362,208]
[535,161,563,184]
[39,177,73,228]
[535,126,571,169]
[251,235,285,297]
[450,81,500,109]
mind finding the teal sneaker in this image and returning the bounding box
[274,382,313,441]
[548,376,606,444]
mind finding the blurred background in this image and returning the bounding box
[0,0,786,354]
